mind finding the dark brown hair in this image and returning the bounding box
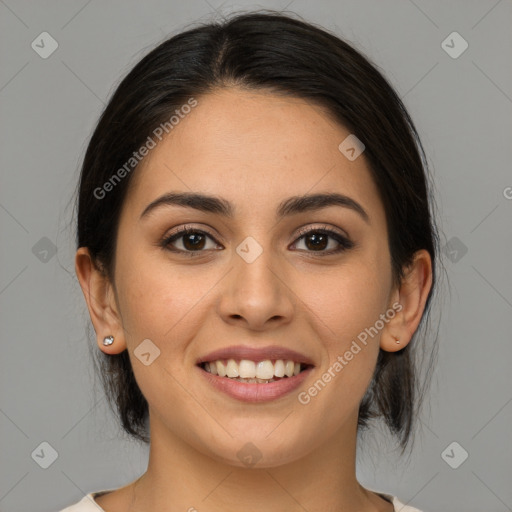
[75,10,442,453]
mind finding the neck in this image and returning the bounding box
[124,411,390,512]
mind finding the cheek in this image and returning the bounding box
[113,245,180,350]
[297,269,386,429]
[114,246,219,354]
[302,257,390,339]
[297,257,389,398]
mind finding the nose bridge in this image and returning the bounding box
[234,233,280,295]
[219,232,294,327]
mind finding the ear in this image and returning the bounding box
[380,249,433,352]
[75,247,127,354]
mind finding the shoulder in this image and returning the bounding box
[57,489,114,512]
[57,489,424,512]
[376,491,424,512]
[390,496,424,511]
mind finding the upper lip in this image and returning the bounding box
[196,345,315,366]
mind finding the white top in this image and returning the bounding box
[58,488,423,511]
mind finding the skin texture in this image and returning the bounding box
[76,87,432,512]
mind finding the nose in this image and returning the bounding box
[217,244,295,331]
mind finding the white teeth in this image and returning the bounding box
[239,360,256,378]
[216,360,227,377]
[203,358,306,380]
[274,359,285,377]
[226,359,239,378]
[256,360,274,380]
[230,377,277,383]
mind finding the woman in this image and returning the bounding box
[63,10,440,512]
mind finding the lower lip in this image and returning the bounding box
[197,365,313,403]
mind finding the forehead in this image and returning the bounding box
[123,88,384,226]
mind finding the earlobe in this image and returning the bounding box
[380,249,433,352]
[74,247,127,354]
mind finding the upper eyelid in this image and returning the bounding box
[295,224,349,239]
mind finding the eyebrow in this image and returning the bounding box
[139,191,370,223]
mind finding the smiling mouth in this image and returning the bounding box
[198,359,312,383]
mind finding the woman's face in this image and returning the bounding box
[110,88,399,466]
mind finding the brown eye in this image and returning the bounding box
[292,227,354,254]
[161,228,221,254]
[160,225,354,257]
[180,232,207,251]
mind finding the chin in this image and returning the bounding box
[204,428,309,469]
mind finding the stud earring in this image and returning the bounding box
[103,335,114,346]
[395,336,400,344]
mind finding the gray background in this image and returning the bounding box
[1,1,511,511]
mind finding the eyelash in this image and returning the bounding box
[159,224,354,257]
